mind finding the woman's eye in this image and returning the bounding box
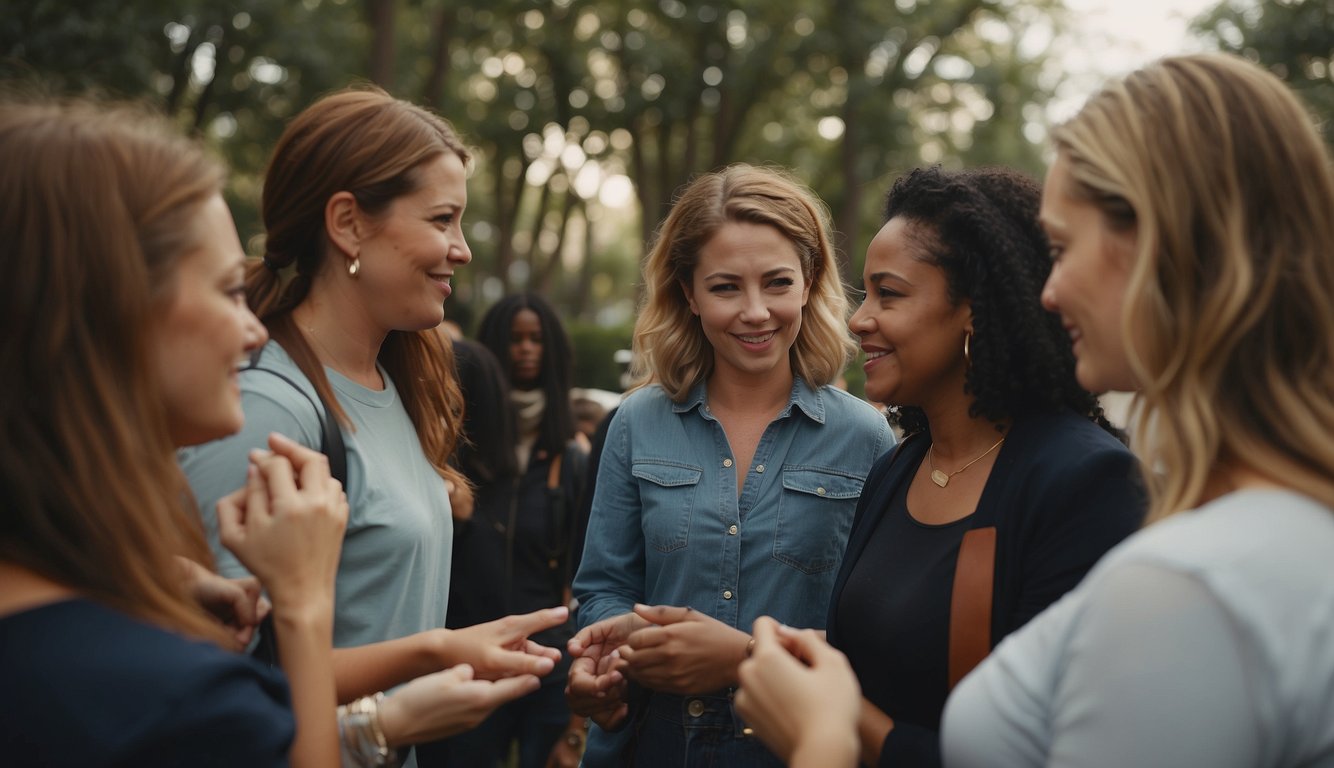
[768,277,795,289]
[877,287,903,300]
[708,283,737,293]
[1049,245,1065,262]
[433,214,455,226]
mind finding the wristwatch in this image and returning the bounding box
[564,729,586,751]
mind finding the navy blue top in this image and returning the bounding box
[836,451,971,735]
[828,409,1145,767]
[0,598,293,767]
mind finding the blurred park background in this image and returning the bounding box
[3,0,1329,392]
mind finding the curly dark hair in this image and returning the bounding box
[476,293,577,455]
[883,166,1114,437]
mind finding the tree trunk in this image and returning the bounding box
[366,0,396,89]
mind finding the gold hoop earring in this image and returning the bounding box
[963,332,972,366]
[348,257,361,278]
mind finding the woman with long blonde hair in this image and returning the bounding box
[736,52,1334,767]
[942,52,1334,766]
[567,164,894,765]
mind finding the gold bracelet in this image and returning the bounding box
[337,693,398,767]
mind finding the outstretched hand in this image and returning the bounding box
[734,617,860,768]
[378,664,541,745]
[440,606,568,681]
[616,603,751,695]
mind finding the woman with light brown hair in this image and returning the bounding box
[941,51,1334,766]
[0,100,347,766]
[179,86,568,767]
[566,164,894,765]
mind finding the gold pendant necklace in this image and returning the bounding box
[928,436,1005,488]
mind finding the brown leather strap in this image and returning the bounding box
[948,526,997,689]
[547,451,563,490]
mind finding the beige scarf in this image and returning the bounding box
[512,387,546,472]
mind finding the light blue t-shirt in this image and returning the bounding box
[180,340,453,651]
[943,489,1334,768]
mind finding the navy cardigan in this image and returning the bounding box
[826,408,1145,767]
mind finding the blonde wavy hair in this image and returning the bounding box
[1052,53,1334,523]
[630,164,855,400]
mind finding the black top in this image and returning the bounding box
[447,444,587,671]
[835,452,971,733]
[828,409,1145,768]
[0,598,293,767]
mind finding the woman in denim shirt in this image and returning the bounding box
[567,165,895,766]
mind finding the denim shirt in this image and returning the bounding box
[573,378,894,633]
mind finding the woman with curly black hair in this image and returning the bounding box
[818,166,1145,767]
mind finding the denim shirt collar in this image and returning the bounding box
[672,376,827,425]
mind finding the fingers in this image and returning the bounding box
[266,432,329,479]
[569,611,649,656]
[523,638,564,662]
[225,576,264,627]
[486,673,542,704]
[216,485,248,551]
[249,448,297,508]
[493,648,557,678]
[255,594,273,623]
[633,602,695,626]
[504,606,570,637]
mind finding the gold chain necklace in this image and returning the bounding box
[928,436,1005,488]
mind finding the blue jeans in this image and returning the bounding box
[416,678,570,768]
[625,691,783,768]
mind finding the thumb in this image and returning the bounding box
[633,603,695,626]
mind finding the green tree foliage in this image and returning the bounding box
[5,0,1061,383]
[1192,0,1333,143]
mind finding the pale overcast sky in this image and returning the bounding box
[1046,0,1222,121]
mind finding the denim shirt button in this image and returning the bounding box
[723,458,733,468]
[728,524,738,535]
[756,464,765,473]
[816,486,827,496]
[688,699,706,717]
[723,590,734,599]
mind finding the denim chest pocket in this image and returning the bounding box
[773,467,863,574]
[632,460,702,553]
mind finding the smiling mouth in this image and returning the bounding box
[864,349,893,361]
[736,331,776,344]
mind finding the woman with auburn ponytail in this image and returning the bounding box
[180,86,568,767]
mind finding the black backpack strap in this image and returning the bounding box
[240,345,348,487]
[239,345,348,667]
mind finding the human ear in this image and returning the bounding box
[680,279,700,316]
[324,191,363,266]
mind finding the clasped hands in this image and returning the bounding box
[565,604,751,730]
